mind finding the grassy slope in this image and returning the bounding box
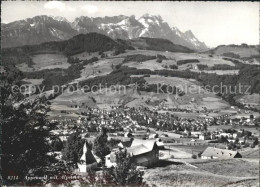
[144,159,259,186]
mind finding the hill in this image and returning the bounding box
[2,33,194,68]
[1,33,132,64]
[125,37,194,53]
[207,44,260,65]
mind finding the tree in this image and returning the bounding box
[228,142,235,150]
[253,137,259,146]
[113,47,125,56]
[169,64,178,69]
[107,139,121,150]
[156,58,162,63]
[1,85,58,185]
[92,127,110,162]
[51,138,63,151]
[218,135,228,143]
[62,131,85,166]
[234,137,239,144]
[191,154,197,159]
[106,149,144,186]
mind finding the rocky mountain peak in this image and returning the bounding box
[2,14,208,50]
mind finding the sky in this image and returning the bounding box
[1,1,259,47]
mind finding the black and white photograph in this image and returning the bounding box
[1,1,259,186]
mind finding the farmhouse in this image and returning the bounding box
[201,147,242,159]
[105,139,159,168]
[199,134,210,140]
[191,131,202,138]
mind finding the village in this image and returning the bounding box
[48,105,259,174]
[1,2,259,186]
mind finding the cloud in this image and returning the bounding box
[81,5,98,14]
[44,1,75,12]
[67,6,76,12]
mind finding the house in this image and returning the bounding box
[148,133,159,139]
[201,147,242,159]
[199,134,210,140]
[217,133,233,138]
[191,131,202,138]
[155,139,165,149]
[211,134,216,140]
[77,142,101,172]
[105,139,159,168]
[148,138,165,149]
[124,132,133,138]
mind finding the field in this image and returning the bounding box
[193,159,259,177]
[26,49,254,120]
[71,51,99,61]
[22,78,44,85]
[240,147,260,158]
[235,94,260,107]
[169,144,208,155]
[71,58,123,84]
[144,75,230,111]
[121,50,235,66]
[120,50,238,74]
[17,53,70,72]
[125,59,165,70]
[144,158,259,187]
[51,73,231,118]
[71,51,114,60]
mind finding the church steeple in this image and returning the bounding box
[80,142,88,162]
[79,141,96,165]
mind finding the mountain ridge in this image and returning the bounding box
[2,14,208,50]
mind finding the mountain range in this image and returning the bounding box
[1,14,207,50]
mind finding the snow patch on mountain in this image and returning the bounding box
[138,18,149,28]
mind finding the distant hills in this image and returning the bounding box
[209,44,259,57]
[2,14,207,50]
[2,33,194,57]
[124,37,193,53]
[207,44,260,64]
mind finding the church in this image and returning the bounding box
[77,142,101,172]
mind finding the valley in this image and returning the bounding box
[1,26,259,187]
[3,32,259,119]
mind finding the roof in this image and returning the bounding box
[108,136,132,142]
[79,142,97,164]
[131,139,157,150]
[202,147,242,159]
[118,141,132,148]
[127,145,150,156]
[124,139,159,156]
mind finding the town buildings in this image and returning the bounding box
[105,139,159,168]
[201,147,242,159]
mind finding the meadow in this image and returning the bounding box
[17,53,70,72]
[144,158,259,187]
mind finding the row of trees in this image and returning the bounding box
[176,59,199,66]
[123,54,157,63]
[197,64,240,71]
